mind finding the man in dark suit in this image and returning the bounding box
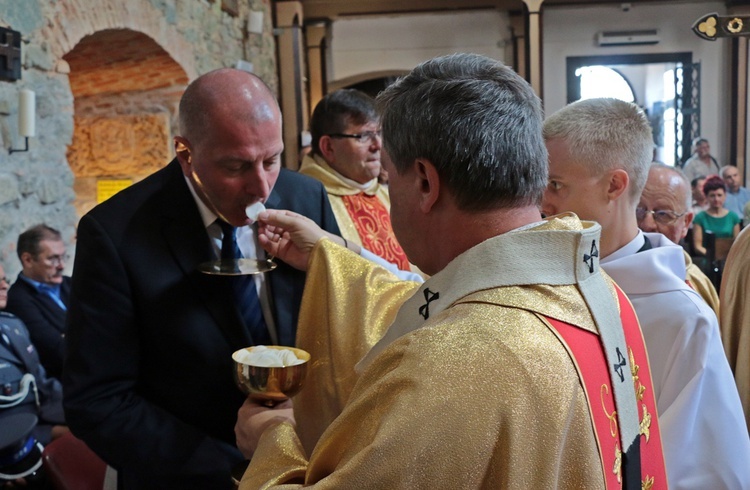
[62,69,340,489]
[6,224,70,380]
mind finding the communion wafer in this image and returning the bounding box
[245,202,266,222]
[234,345,304,367]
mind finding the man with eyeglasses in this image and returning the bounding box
[637,163,719,317]
[543,97,750,489]
[300,89,413,272]
[6,225,70,380]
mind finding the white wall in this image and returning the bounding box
[543,1,730,164]
[326,2,731,166]
[330,10,511,83]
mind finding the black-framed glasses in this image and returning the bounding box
[328,130,382,145]
[636,207,686,225]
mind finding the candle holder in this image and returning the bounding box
[8,136,29,154]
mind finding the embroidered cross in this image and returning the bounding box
[583,239,599,273]
[418,288,440,319]
[614,347,627,382]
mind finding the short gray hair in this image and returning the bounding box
[376,53,548,211]
[543,98,653,202]
[720,165,737,179]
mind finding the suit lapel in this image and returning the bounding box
[158,161,250,348]
[16,280,67,332]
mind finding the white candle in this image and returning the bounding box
[19,89,35,138]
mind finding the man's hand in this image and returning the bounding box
[51,425,70,440]
[235,398,295,459]
[258,210,355,271]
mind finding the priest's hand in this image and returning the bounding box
[258,210,358,271]
[235,397,295,459]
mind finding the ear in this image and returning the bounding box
[174,137,192,176]
[318,135,336,163]
[607,168,630,202]
[681,211,695,239]
[414,158,441,214]
[20,251,33,268]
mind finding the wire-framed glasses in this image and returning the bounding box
[635,207,686,225]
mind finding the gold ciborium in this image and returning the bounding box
[232,346,310,407]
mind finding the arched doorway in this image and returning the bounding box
[64,29,188,218]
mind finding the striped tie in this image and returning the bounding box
[217,220,271,345]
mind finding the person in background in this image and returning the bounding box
[720,165,750,223]
[692,174,741,257]
[683,137,720,182]
[543,97,750,489]
[691,176,709,217]
[236,53,667,489]
[0,262,67,452]
[63,68,341,490]
[6,225,70,380]
[300,89,411,272]
[637,163,719,317]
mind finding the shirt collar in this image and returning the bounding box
[184,175,219,229]
[18,273,60,294]
[601,230,645,264]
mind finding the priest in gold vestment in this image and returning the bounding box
[721,225,750,431]
[236,54,667,489]
[300,89,411,272]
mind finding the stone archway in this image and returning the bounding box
[64,29,188,218]
[39,0,198,218]
[43,0,198,82]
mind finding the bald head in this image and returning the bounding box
[179,68,280,145]
[638,164,693,243]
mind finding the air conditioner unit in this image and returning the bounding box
[596,29,660,46]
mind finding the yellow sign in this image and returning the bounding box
[97,179,132,203]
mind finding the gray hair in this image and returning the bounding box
[376,53,548,211]
[650,163,691,210]
[720,165,737,179]
[543,98,653,202]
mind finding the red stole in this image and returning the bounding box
[341,193,410,271]
[544,285,667,489]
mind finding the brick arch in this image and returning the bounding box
[41,0,198,81]
[64,29,188,97]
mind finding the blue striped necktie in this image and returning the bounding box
[217,220,271,345]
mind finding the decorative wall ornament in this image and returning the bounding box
[693,12,750,40]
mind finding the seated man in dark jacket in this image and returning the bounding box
[6,224,70,380]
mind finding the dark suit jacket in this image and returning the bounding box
[6,275,70,379]
[63,160,339,489]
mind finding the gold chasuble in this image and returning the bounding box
[720,226,750,430]
[300,155,410,270]
[241,215,667,490]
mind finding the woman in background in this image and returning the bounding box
[693,174,741,256]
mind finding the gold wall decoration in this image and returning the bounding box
[693,12,750,40]
[68,113,171,178]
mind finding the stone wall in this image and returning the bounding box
[0,0,277,280]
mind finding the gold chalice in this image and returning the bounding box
[232,346,310,407]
